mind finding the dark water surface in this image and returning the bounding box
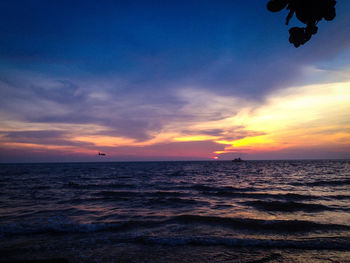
[0,160,349,262]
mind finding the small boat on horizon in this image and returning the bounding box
[98,152,106,156]
[232,157,244,162]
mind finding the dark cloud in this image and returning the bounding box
[181,129,228,137]
[0,77,187,141]
[0,146,94,163]
[0,130,93,147]
[2,130,63,139]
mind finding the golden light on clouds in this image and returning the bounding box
[173,81,350,157]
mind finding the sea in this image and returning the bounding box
[0,160,349,262]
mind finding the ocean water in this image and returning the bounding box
[0,160,349,262]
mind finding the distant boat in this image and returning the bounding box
[232,157,243,162]
[98,152,106,156]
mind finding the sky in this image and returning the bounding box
[0,0,350,162]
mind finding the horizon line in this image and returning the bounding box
[1,158,349,165]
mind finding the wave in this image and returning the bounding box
[187,184,256,192]
[2,215,350,237]
[242,200,342,212]
[168,171,186,176]
[0,218,160,237]
[94,191,207,207]
[2,220,349,251]
[92,189,350,203]
[183,184,317,201]
[292,179,350,187]
[151,191,185,197]
[145,197,209,207]
[136,236,350,250]
[92,190,189,199]
[66,182,135,189]
[196,188,350,202]
[93,190,139,197]
[172,215,350,232]
[206,191,316,201]
[328,194,350,200]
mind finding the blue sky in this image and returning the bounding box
[0,0,350,162]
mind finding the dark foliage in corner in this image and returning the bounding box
[267,0,336,47]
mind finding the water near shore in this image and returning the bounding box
[0,160,349,262]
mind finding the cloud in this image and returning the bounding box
[0,130,93,147]
[0,74,188,142]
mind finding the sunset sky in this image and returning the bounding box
[0,0,350,162]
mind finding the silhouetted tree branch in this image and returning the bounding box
[267,0,336,47]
